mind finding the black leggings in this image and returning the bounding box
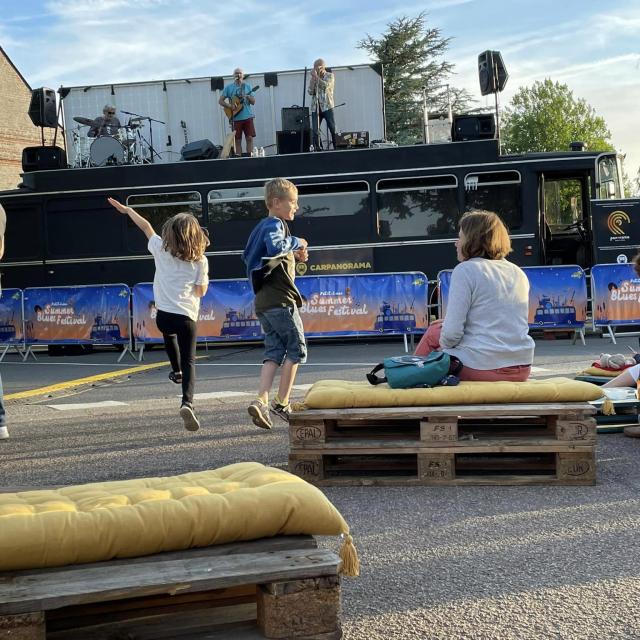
[155,309,197,405]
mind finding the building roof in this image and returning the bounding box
[0,46,31,91]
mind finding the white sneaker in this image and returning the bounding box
[0,426,9,440]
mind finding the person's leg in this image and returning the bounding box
[311,108,320,149]
[414,322,443,356]
[323,108,337,149]
[175,316,197,406]
[0,372,7,440]
[276,306,306,405]
[277,360,299,406]
[459,365,531,382]
[155,310,181,375]
[233,121,243,156]
[258,360,279,403]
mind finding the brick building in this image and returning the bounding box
[0,47,49,190]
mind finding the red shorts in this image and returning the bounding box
[233,117,256,139]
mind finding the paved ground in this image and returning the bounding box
[2,335,640,639]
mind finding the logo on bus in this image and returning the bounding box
[607,210,631,235]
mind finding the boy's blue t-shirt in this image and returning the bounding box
[222,82,254,121]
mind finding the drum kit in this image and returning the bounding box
[70,116,150,168]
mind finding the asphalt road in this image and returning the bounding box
[2,336,640,639]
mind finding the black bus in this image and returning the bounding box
[0,138,628,289]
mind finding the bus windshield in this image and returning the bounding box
[597,154,623,199]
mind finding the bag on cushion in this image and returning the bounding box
[367,352,458,389]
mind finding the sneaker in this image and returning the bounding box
[0,426,8,440]
[169,371,183,384]
[270,400,291,423]
[179,403,200,432]
[247,400,273,430]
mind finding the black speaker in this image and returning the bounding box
[28,88,57,127]
[180,139,218,161]
[210,77,224,91]
[452,114,496,141]
[22,146,67,172]
[264,72,278,87]
[281,107,310,131]
[478,50,508,96]
[277,130,311,155]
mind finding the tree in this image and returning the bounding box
[358,12,473,145]
[501,79,614,154]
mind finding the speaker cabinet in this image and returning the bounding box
[281,107,310,132]
[276,130,311,155]
[478,50,508,96]
[452,114,496,141]
[22,146,67,172]
[180,139,218,160]
[28,88,57,128]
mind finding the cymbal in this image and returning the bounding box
[73,116,94,126]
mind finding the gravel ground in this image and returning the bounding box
[3,397,640,639]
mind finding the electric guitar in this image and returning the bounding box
[223,85,260,121]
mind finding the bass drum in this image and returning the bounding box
[90,136,125,167]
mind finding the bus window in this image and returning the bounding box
[376,175,459,239]
[464,171,521,229]
[544,179,583,229]
[208,186,266,250]
[597,155,622,199]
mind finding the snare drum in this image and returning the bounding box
[90,136,125,167]
[71,131,92,167]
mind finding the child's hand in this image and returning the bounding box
[297,237,308,249]
[107,197,132,215]
[294,248,308,263]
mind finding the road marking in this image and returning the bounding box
[190,391,253,400]
[47,401,128,411]
[196,362,377,366]
[292,384,313,391]
[531,366,551,373]
[5,360,171,401]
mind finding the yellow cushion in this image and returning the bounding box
[301,377,604,409]
[579,367,620,378]
[0,463,349,571]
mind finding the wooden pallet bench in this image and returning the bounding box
[0,535,342,640]
[289,403,597,486]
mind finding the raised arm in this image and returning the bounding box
[264,220,307,256]
[107,197,155,240]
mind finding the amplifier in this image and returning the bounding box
[21,146,67,172]
[277,130,311,155]
[281,107,310,131]
[335,131,369,148]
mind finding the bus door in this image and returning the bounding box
[538,171,593,268]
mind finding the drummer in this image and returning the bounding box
[88,105,121,138]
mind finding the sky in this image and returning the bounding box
[2,0,639,179]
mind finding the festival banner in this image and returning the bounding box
[437,265,587,329]
[133,272,428,343]
[0,288,24,344]
[591,263,640,326]
[23,285,131,344]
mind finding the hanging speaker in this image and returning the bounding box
[28,88,58,127]
[478,51,508,96]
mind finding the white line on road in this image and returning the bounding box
[530,366,552,373]
[292,384,314,391]
[188,391,253,400]
[47,401,129,411]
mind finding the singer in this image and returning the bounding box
[307,58,336,150]
[88,105,121,138]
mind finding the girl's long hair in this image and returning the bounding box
[161,213,210,262]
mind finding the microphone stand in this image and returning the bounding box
[121,110,164,163]
[301,67,308,154]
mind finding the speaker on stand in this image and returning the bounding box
[477,51,508,148]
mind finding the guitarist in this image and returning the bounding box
[308,58,336,150]
[218,67,256,157]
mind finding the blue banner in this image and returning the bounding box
[438,265,587,329]
[133,272,428,343]
[592,263,640,326]
[0,288,23,344]
[24,285,131,345]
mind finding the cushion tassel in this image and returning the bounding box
[339,533,360,577]
[602,397,616,415]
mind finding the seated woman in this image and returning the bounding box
[415,209,534,382]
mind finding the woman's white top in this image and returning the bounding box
[148,234,209,322]
[440,257,535,370]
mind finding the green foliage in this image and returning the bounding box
[358,12,473,145]
[502,79,614,154]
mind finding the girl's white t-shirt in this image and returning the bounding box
[148,234,209,322]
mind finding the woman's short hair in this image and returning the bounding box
[458,210,511,260]
[161,213,210,262]
[265,178,297,208]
